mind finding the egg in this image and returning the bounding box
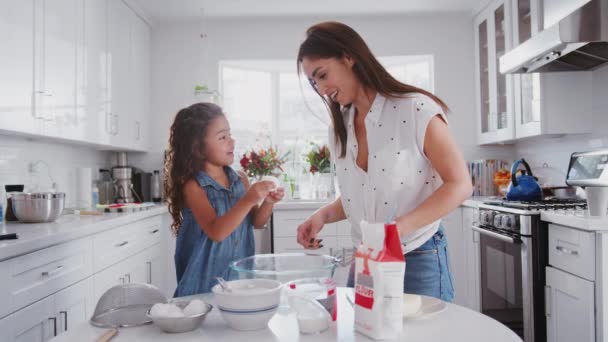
[260,175,280,191]
[183,299,207,316]
[166,303,185,317]
[150,303,171,318]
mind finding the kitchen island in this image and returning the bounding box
[50,288,522,342]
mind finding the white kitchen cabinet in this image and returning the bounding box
[546,266,595,342]
[0,277,93,342]
[463,207,481,311]
[129,12,151,151]
[0,0,42,136]
[53,277,95,335]
[144,244,163,289]
[442,208,467,306]
[474,0,516,145]
[33,0,81,140]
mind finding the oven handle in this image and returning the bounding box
[472,226,522,244]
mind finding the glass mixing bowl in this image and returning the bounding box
[228,253,339,283]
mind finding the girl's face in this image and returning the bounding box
[301,56,359,106]
[202,116,235,167]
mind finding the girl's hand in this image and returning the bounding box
[264,187,285,204]
[244,181,274,206]
[297,212,325,249]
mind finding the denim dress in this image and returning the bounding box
[174,167,255,297]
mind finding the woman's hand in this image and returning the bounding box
[264,187,285,204]
[244,181,275,206]
[297,212,325,249]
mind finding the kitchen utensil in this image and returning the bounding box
[506,159,542,201]
[90,283,168,328]
[211,278,282,331]
[12,192,65,223]
[215,277,232,293]
[0,233,18,240]
[95,328,118,342]
[287,295,331,334]
[147,300,213,333]
[5,184,25,221]
[229,253,339,283]
[286,277,337,320]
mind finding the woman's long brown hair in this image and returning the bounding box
[164,102,224,235]
[297,21,449,158]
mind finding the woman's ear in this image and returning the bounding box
[342,54,355,68]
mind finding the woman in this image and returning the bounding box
[296,21,472,302]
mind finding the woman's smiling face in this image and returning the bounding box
[301,55,360,106]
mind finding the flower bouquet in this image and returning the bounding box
[240,147,288,179]
[304,144,331,174]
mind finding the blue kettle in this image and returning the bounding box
[505,159,542,202]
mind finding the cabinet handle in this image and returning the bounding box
[48,317,57,337]
[120,277,125,284]
[115,241,129,247]
[42,265,64,277]
[545,285,552,318]
[125,273,131,283]
[136,121,141,140]
[60,311,68,331]
[147,261,152,284]
[556,245,579,256]
[106,112,112,134]
[150,229,159,234]
[113,114,119,136]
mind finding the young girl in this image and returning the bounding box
[164,102,284,296]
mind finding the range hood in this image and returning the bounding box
[500,0,608,73]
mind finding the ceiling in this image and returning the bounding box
[132,0,481,21]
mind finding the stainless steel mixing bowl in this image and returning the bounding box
[12,192,65,223]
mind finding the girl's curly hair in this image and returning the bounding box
[164,102,224,235]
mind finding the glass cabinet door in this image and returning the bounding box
[478,19,490,134]
[494,5,508,130]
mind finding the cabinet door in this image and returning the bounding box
[92,260,128,305]
[54,278,94,336]
[442,208,466,306]
[80,0,109,145]
[463,207,481,311]
[546,267,595,342]
[37,0,80,139]
[107,0,132,148]
[147,245,163,289]
[0,295,56,342]
[130,14,150,151]
[0,0,40,135]
[475,0,515,144]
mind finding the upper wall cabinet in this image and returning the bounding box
[0,0,151,152]
[474,0,592,144]
[474,0,516,145]
[0,0,41,136]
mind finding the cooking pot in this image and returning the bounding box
[506,159,542,202]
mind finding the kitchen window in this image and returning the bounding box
[219,56,434,178]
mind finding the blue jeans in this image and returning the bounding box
[347,226,454,302]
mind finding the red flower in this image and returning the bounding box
[240,156,249,168]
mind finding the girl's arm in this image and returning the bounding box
[238,172,283,229]
[183,178,274,242]
[396,115,473,237]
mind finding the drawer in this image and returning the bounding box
[92,216,162,272]
[549,224,595,281]
[273,210,336,237]
[2,237,93,318]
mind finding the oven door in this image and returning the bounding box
[472,225,531,341]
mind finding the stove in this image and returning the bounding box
[472,198,588,342]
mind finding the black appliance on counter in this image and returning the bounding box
[133,172,152,202]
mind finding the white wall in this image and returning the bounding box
[514,64,608,174]
[133,13,514,170]
[0,135,110,208]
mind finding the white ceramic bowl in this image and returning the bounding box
[211,278,282,331]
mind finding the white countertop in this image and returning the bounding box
[0,205,168,261]
[50,288,522,342]
[461,196,494,208]
[541,210,608,231]
[274,199,332,210]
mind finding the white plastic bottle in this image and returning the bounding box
[91,183,99,208]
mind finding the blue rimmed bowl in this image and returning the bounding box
[211,278,282,331]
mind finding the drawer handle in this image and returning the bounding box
[150,229,159,234]
[115,241,129,247]
[42,265,64,277]
[60,311,68,331]
[49,317,57,337]
[556,245,579,256]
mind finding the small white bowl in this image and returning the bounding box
[211,278,282,331]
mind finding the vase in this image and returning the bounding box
[315,172,332,200]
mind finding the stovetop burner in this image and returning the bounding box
[483,198,587,210]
